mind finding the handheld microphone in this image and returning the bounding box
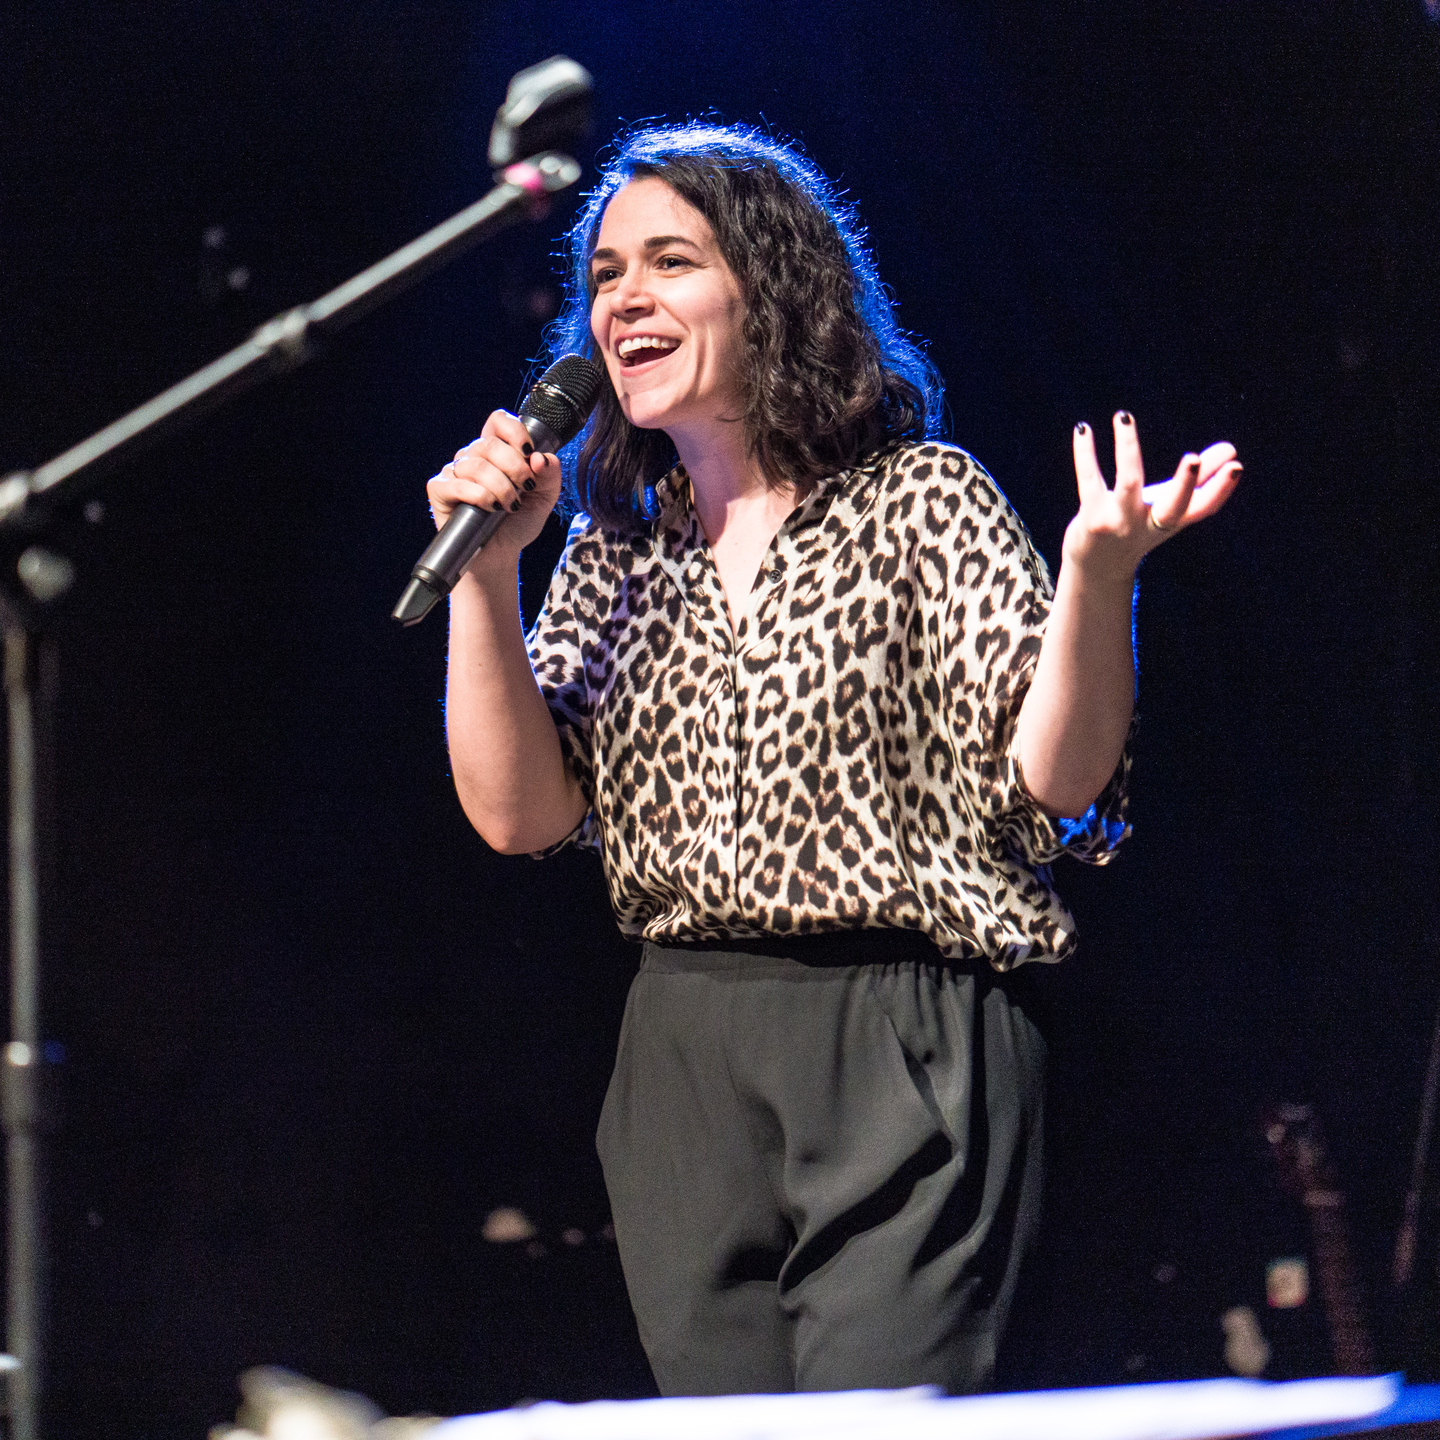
[392,354,604,626]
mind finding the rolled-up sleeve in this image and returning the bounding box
[941,459,1131,870]
[1001,709,1132,865]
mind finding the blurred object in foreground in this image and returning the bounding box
[482,1206,537,1243]
[1267,1257,1310,1310]
[209,1367,441,1440]
[1222,1305,1272,1377]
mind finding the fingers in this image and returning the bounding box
[1069,409,1242,554]
[1149,454,1200,533]
[1197,440,1237,480]
[479,407,539,457]
[455,411,538,510]
[1072,421,1107,506]
[1182,456,1242,524]
[1141,450,1243,536]
[1072,411,1147,504]
[1113,411,1145,503]
[427,409,559,529]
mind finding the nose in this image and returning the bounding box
[607,265,653,317]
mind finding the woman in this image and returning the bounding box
[427,124,1240,1395]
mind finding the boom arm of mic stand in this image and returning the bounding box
[0,152,581,539]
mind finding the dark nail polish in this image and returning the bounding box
[510,499,521,512]
[523,478,536,491]
[521,443,534,457]
[1075,421,1089,435]
[1118,411,1134,426]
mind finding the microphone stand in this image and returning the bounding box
[0,147,580,1440]
[1392,980,1440,1288]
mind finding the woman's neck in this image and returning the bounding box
[668,418,798,633]
[669,417,788,545]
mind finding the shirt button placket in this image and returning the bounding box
[726,670,744,879]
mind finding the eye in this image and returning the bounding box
[656,255,692,271]
[591,265,621,287]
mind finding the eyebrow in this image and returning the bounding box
[590,235,703,264]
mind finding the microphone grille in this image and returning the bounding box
[519,355,605,447]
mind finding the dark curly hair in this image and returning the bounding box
[547,123,943,533]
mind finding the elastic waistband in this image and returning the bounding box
[638,933,1054,1029]
[642,928,969,972]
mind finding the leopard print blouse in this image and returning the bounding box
[526,442,1129,969]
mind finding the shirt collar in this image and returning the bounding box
[649,458,867,548]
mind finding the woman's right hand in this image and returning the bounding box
[433,407,589,853]
[426,408,564,574]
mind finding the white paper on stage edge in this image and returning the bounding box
[905,1375,1401,1440]
[431,1374,1400,1440]
[432,1387,936,1440]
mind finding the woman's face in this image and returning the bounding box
[589,177,747,437]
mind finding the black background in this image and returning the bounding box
[3,1,1439,1434]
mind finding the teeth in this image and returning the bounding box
[617,336,679,359]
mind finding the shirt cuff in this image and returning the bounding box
[1000,721,1132,867]
[528,806,599,859]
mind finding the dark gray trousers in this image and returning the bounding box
[595,933,1047,1396]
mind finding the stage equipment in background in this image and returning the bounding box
[0,54,593,1440]
[0,56,591,524]
[391,354,603,625]
[487,57,593,169]
[477,1204,615,1261]
[1261,1103,1377,1377]
[1391,982,1440,1288]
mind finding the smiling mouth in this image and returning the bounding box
[616,336,680,366]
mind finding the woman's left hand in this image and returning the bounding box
[1064,411,1243,581]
